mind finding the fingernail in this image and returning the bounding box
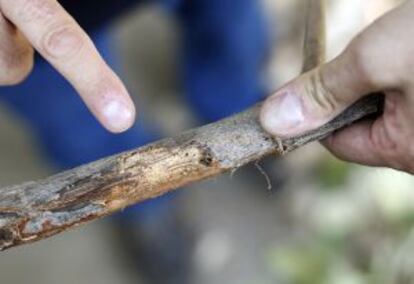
[260,91,305,137]
[101,100,135,133]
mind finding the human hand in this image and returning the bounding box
[260,1,414,174]
[0,0,135,133]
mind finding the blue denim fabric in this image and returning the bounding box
[177,0,268,122]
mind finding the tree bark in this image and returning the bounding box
[0,0,382,251]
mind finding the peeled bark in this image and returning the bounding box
[0,0,382,251]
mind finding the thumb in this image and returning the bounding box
[260,46,380,138]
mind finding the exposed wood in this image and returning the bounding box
[0,0,381,251]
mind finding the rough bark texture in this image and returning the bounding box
[0,0,382,251]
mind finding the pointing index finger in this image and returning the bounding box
[0,0,136,133]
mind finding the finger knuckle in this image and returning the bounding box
[13,0,58,23]
[0,47,34,85]
[369,124,412,172]
[370,128,397,156]
[0,64,32,85]
[304,69,339,114]
[347,38,377,85]
[402,147,414,174]
[391,159,414,175]
[40,24,84,60]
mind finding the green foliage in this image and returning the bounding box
[267,244,332,284]
[316,156,352,189]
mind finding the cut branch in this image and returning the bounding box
[0,0,382,251]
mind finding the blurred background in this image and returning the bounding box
[0,0,413,283]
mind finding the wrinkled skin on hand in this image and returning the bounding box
[261,0,414,174]
[0,0,135,133]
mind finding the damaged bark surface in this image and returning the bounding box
[0,0,382,251]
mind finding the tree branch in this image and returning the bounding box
[0,0,381,251]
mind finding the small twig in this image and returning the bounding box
[254,161,272,191]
